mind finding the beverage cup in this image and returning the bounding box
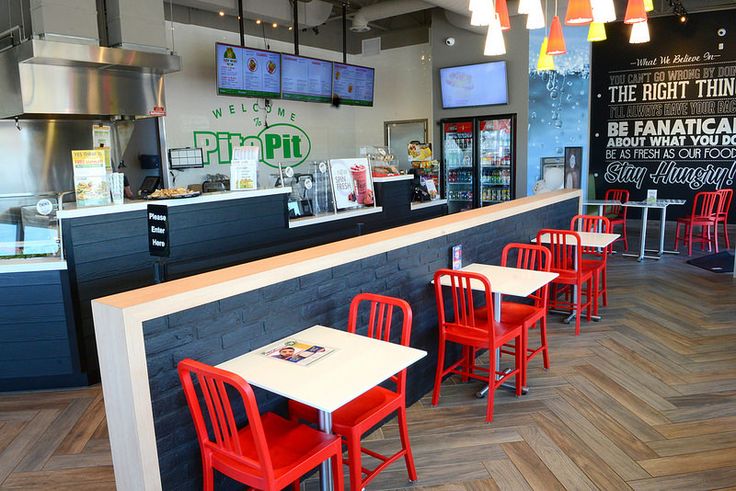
[350,164,368,204]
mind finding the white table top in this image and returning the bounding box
[217,325,426,413]
[535,231,620,248]
[623,199,686,208]
[436,263,558,297]
[583,199,621,206]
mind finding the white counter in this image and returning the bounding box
[57,187,292,220]
[0,257,67,273]
[411,199,448,211]
[288,206,383,228]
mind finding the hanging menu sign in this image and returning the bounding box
[589,12,736,220]
[216,43,281,99]
[148,204,170,257]
[333,62,375,106]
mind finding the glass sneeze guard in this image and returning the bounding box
[0,193,65,261]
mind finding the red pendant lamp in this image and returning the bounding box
[546,15,567,55]
[624,0,647,24]
[496,0,511,31]
[565,0,593,25]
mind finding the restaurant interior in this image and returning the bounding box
[1,0,735,489]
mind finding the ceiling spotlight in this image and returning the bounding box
[679,14,687,23]
[256,19,262,24]
[272,22,278,28]
[218,10,225,16]
[289,26,293,31]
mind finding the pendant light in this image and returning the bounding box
[587,21,607,41]
[484,12,506,56]
[471,0,492,26]
[629,20,650,43]
[469,0,480,11]
[546,15,567,54]
[527,0,546,29]
[643,0,654,11]
[565,0,594,25]
[624,0,647,24]
[537,37,555,70]
[518,0,530,14]
[496,0,511,30]
[591,0,616,23]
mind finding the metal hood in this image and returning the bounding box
[0,39,181,119]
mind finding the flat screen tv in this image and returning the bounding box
[332,62,375,107]
[281,54,333,103]
[216,43,281,99]
[439,61,508,109]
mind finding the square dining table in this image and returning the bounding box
[218,325,427,491]
[435,263,558,396]
[622,199,687,261]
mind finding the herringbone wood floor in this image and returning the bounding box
[2,240,735,490]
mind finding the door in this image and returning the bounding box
[442,120,474,214]
[478,116,514,207]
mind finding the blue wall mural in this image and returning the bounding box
[527,26,591,196]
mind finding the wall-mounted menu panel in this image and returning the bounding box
[282,54,333,103]
[216,43,281,99]
[333,62,375,106]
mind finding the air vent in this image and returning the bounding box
[362,37,381,56]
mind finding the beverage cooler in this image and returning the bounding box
[441,115,516,214]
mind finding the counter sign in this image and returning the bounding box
[147,204,170,257]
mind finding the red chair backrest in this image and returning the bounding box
[716,189,733,219]
[501,243,551,309]
[690,191,720,221]
[433,269,495,342]
[603,189,629,218]
[178,358,274,486]
[348,293,413,393]
[570,214,612,254]
[537,229,583,280]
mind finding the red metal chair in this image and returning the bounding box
[288,293,417,491]
[715,188,733,251]
[603,189,629,250]
[570,214,611,315]
[178,358,344,491]
[538,229,594,336]
[432,269,523,423]
[674,191,720,256]
[499,243,552,388]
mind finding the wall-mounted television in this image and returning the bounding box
[439,61,508,109]
[332,62,375,107]
[281,54,333,103]
[216,43,281,99]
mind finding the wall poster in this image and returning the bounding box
[590,12,736,220]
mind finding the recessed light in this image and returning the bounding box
[272,22,278,28]
[256,19,262,24]
[218,11,225,16]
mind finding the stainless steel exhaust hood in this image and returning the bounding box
[0,39,181,119]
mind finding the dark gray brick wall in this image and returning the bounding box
[143,198,578,490]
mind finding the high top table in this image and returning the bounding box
[218,325,426,491]
[435,263,558,397]
[622,199,687,261]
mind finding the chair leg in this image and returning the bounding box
[585,279,592,322]
[486,349,496,423]
[431,339,446,406]
[202,452,214,491]
[540,316,550,370]
[515,335,523,397]
[622,222,628,251]
[713,225,719,253]
[333,448,346,491]
[575,285,582,336]
[397,406,417,482]
[724,221,731,249]
[592,273,600,317]
[347,433,363,491]
[601,265,608,307]
[292,479,301,491]
[688,224,693,256]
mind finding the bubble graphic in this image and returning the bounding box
[554,120,563,128]
[551,90,559,99]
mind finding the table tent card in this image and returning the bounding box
[72,149,112,207]
[230,146,259,191]
[262,339,335,366]
[329,158,375,210]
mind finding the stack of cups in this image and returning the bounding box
[110,173,125,204]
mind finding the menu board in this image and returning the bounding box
[332,62,375,106]
[282,54,333,103]
[216,43,281,98]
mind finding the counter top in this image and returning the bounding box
[288,206,383,228]
[57,187,292,220]
[372,175,414,183]
[411,199,448,210]
[0,257,67,273]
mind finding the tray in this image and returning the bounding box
[144,191,201,200]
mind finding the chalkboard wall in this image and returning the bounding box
[590,12,736,221]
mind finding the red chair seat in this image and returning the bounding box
[447,317,525,348]
[216,412,340,482]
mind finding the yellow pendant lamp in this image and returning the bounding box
[643,0,654,11]
[587,21,607,41]
[537,37,556,70]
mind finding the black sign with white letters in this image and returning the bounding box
[147,204,170,257]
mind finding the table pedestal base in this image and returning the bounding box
[318,411,334,491]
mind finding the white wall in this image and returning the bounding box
[163,22,432,188]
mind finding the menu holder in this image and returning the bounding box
[328,158,375,211]
[230,146,259,191]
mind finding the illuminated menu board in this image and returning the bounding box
[216,43,281,99]
[282,54,333,103]
[332,62,375,107]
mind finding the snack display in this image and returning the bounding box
[371,165,400,177]
[146,188,200,199]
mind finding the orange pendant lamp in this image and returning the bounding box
[496,0,511,31]
[624,0,647,24]
[565,0,593,25]
[546,15,567,55]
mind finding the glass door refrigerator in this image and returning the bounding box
[478,115,515,207]
[441,119,475,214]
[441,115,516,213]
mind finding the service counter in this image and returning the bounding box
[90,190,581,490]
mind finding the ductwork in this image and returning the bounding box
[172,0,333,28]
